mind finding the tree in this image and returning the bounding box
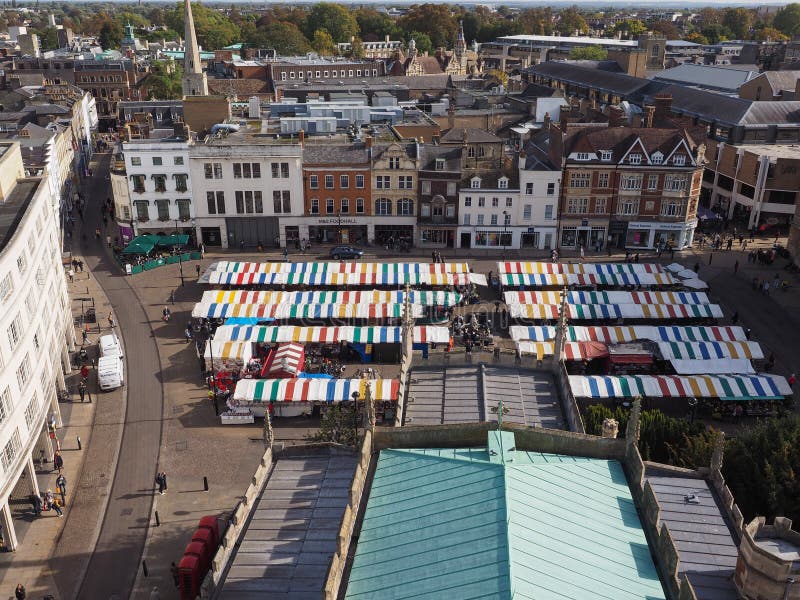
[307,404,358,446]
[165,3,240,50]
[722,8,752,40]
[251,22,311,55]
[398,4,457,50]
[36,26,58,51]
[347,36,365,59]
[354,8,395,40]
[311,29,336,56]
[684,32,709,45]
[99,21,123,50]
[773,3,800,37]
[115,11,149,30]
[407,31,433,55]
[649,20,680,40]
[754,27,790,42]
[518,7,553,36]
[556,6,588,35]
[612,19,646,39]
[701,23,733,44]
[304,3,359,43]
[146,61,182,100]
[569,45,608,60]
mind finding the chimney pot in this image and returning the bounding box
[299,129,304,146]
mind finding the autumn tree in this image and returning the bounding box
[518,8,554,36]
[649,20,680,40]
[722,8,752,40]
[398,4,457,50]
[612,19,646,39]
[684,32,709,45]
[556,6,589,35]
[754,27,790,42]
[311,29,337,56]
[36,26,58,51]
[304,3,359,43]
[569,45,608,60]
[99,21,123,50]
[773,3,800,37]
[165,3,240,50]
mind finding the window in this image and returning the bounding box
[153,175,166,192]
[324,175,334,189]
[233,163,242,178]
[490,214,498,225]
[24,393,38,429]
[498,178,508,189]
[16,255,26,274]
[660,199,685,217]
[272,191,290,213]
[505,197,513,207]
[340,198,349,213]
[204,163,223,179]
[326,198,335,214]
[152,156,162,166]
[355,174,365,189]
[478,147,486,158]
[155,199,169,221]
[463,214,471,225]
[471,178,480,189]
[464,196,472,207]
[421,181,431,195]
[547,182,555,195]
[131,175,145,193]
[570,173,590,188]
[594,198,607,213]
[477,214,484,225]
[310,198,319,214]
[621,174,643,190]
[24,290,35,316]
[174,174,188,192]
[664,174,687,192]
[356,198,364,213]
[1,429,20,471]
[523,204,532,220]
[398,198,414,216]
[133,200,149,221]
[561,227,577,247]
[7,313,23,348]
[340,175,349,189]
[235,191,263,214]
[130,156,141,166]
[600,150,612,161]
[399,176,413,189]
[575,152,590,160]
[525,183,533,195]
[673,155,686,166]
[16,353,31,387]
[174,156,184,165]
[651,152,663,165]
[177,199,190,221]
[388,157,400,169]
[375,198,392,215]
[628,153,642,165]
[377,176,391,189]
[598,173,609,188]
[447,182,457,196]
[309,174,319,189]
[0,387,8,425]
[478,197,485,207]
[435,158,446,171]
[545,204,554,220]
[566,198,588,214]
[617,198,639,216]
[206,191,225,214]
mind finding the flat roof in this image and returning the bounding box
[218,452,357,599]
[405,366,565,429]
[345,431,667,599]
[498,34,638,47]
[0,178,40,253]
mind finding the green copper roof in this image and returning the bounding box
[345,431,667,600]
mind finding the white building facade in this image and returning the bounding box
[517,153,560,250]
[456,175,521,250]
[189,140,303,249]
[0,142,74,550]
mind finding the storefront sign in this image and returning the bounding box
[628,221,687,231]
[316,217,359,225]
[581,219,589,227]
[527,227,536,234]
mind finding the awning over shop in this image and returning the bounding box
[121,237,157,255]
[657,341,764,360]
[232,378,400,403]
[517,340,609,360]
[212,325,450,344]
[263,343,305,378]
[497,262,665,275]
[512,303,722,320]
[567,326,746,343]
[199,289,462,307]
[569,374,791,400]
[669,359,755,375]
[157,234,190,247]
[202,341,251,361]
[500,272,675,287]
[509,326,556,341]
[192,302,424,320]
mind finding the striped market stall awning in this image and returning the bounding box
[212,325,450,344]
[192,303,424,320]
[500,272,675,287]
[508,304,560,320]
[569,374,791,400]
[510,303,722,320]
[504,290,709,306]
[266,343,305,377]
[657,341,764,360]
[566,326,747,344]
[232,378,400,403]
[509,326,557,342]
[212,261,471,274]
[208,270,484,287]
[199,289,462,307]
[516,341,556,360]
[497,262,665,275]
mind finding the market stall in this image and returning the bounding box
[262,343,305,378]
[504,290,710,305]
[202,341,253,371]
[192,302,424,320]
[500,271,676,288]
[211,325,450,344]
[565,325,747,344]
[569,374,791,400]
[199,289,463,307]
[509,303,723,321]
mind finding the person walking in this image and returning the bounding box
[15,583,26,600]
[155,472,165,495]
[160,471,168,492]
[30,493,42,517]
[53,452,63,473]
[56,474,67,505]
[68,268,75,283]
[108,312,115,329]
[80,364,89,380]
[733,260,739,275]
[195,264,201,278]
[52,496,63,517]
[170,562,180,587]
[78,380,86,402]
[81,329,89,345]
[789,373,797,388]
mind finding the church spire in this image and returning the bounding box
[182,0,208,97]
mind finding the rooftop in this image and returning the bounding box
[345,431,667,599]
[498,34,638,48]
[652,63,759,93]
[0,178,41,253]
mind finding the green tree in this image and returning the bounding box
[307,404,358,446]
[115,11,149,30]
[569,45,608,60]
[148,7,166,26]
[36,26,58,50]
[684,32,709,45]
[518,7,554,36]
[773,3,800,37]
[348,36,365,59]
[354,8,395,40]
[311,29,336,56]
[556,6,589,35]
[722,8,752,40]
[250,21,311,55]
[612,19,646,39]
[146,60,183,100]
[304,3,359,43]
[407,31,433,55]
[649,20,680,39]
[398,4,457,50]
[99,21,123,50]
[701,23,733,44]
[165,2,240,50]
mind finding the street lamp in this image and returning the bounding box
[351,390,360,445]
[338,210,343,245]
[174,219,186,286]
[203,324,218,416]
[687,397,698,424]
[502,210,509,258]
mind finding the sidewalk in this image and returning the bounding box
[0,260,123,600]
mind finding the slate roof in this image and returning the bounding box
[563,126,698,164]
[302,144,370,165]
[440,127,503,144]
[371,141,417,161]
[418,144,462,171]
[529,62,652,97]
[646,466,739,600]
[760,71,800,94]
[345,431,667,600]
[652,64,758,92]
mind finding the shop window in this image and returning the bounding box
[560,227,577,247]
[310,198,319,214]
[375,198,392,215]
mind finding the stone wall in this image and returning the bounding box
[735,517,800,599]
[557,361,585,433]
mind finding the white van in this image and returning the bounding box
[99,334,123,358]
[97,355,124,391]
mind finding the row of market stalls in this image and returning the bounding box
[197,261,468,423]
[499,261,791,409]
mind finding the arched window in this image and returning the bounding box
[375,198,392,215]
[397,198,414,216]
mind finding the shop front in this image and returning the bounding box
[375,224,414,248]
[279,216,416,248]
[624,220,697,249]
[418,227,456,248]
[560,220,608,250]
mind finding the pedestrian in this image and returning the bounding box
[733,260,739,274]
[763,281,770,296]
[170,562,180,587]
[200,243,205,258]
[282,247,288,262]
[68,268,75,283]
[693,262,700,274]
[789,373,797,388]
[727,238,733,251]
[108,312,115,328]
[52,496,63,517]
[82,329,89,345]
[30,493,42,517]
[150,586,160,600]
[708,253,713,265]
[106,235,111,247]
[195,264,200,278]
[78,260,83,272]
[669,247,675,260]
[53,452,63,473]
[431,251,436,263]
[80,364,89,380]
[634,253,639,263]
[579,245,585,261]
[160,471,167,492]
[753,277,759,291]
[766,352,775,371]
[155,472,165,495]
[56,474,66,505]
[731,311,739,325]
[15,583,25,600]
[78,381,86,402]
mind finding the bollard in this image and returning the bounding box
[155,510,160,527]
[203,476,209,492]
[76,435,82,451]
[142,560,149,577]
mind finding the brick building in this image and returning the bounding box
[417,144,462,248]
[74,58,147,126]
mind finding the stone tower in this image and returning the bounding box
[181,0,208,97]
[453,20,468,75]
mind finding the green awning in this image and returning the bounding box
[121,238,156,255]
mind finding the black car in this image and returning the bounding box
[329,245,364,260]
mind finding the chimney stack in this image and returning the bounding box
[654,94,673,123]
[518,149,527,170]
[643,105,655,128]
[365,135,372,149]
[543,112,551,131]
[299,129,305,146]
[608,105,626,128]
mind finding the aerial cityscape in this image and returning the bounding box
[0,1,798,599]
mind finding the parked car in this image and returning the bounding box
[329,246,363,260]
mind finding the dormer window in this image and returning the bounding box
[435,158,445,171]
[498,177,509,189]
[575,152,590,161]
[629,153,642,165]
[600,150,612,161]
[673,155,686,166]
[651,152,663,165]
[470,176,481,189]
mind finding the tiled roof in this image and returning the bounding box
[754,70,800,94]
[345,431,667,600]
[440,127,503,144]
[529,62,651,97]
[302,144,370,165]
[418,144,462,170]
[564,127,697,163]
[653,64,758,92]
